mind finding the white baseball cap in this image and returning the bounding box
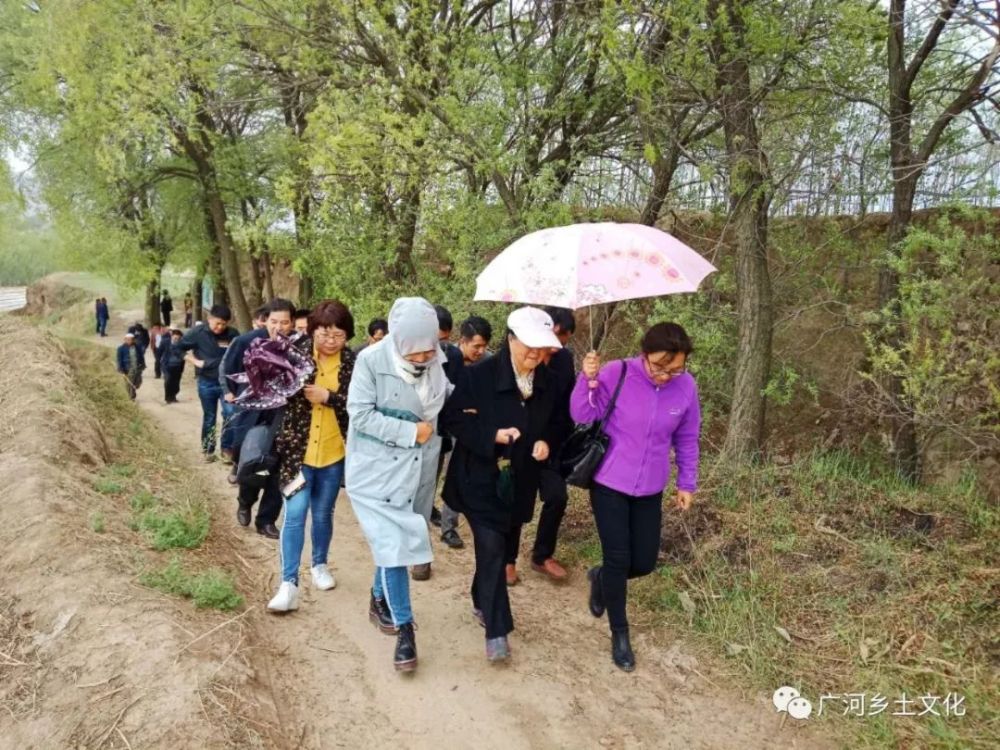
[507,307,562,349]
[124,333,135,339]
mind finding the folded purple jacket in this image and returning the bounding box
[569,357,701,496]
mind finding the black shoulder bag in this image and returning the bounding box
[236,409,285,489]
[558,361,627,489]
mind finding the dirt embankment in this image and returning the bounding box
[20,275,93,318]
[0,317,278,748]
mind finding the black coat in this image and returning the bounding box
[440,345,562,531]
[159,340,186,371]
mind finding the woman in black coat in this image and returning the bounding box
[440,307,563,662]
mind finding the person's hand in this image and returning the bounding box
[224,393,237,404]
[532,440,550,462]
[675,490,694,511]
[415,421,434,444]
[304,384,330,404]
[582,351,601,388]
[495,427,521,444]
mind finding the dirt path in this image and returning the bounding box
[105,310,833,750]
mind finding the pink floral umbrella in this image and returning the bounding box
[474,222,717,309]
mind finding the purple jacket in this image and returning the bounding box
[569,357,700,496]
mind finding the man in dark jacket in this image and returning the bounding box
[150,324,165,379]
[160,290,174,327]
[220,299,295,539]
[429,305,466,556]
[117,332,145,400]
[526,307,577,582]
[179,304,240,462]
[128,322,150,354]
[160,329,186,403]
[95,298,108,336]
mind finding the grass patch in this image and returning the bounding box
[93,477,124,495]
[89,511,106,533]
[561,447,999,749]
[139,506,210,550]
[140,557,244,611]
[62,336,236,614]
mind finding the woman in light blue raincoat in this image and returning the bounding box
[346,297,450,672]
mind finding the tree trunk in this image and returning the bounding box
[389,183,421,282]
[711,0,775,462]
[241,199,264,308]
[640,145,682,227]
[877,0,922,482]
[192,277,203,322]
[174,124,251,329]
[201,184,250,329]
[145,277,161,327]
[246,248,264,309]
[261,251,275,301]
[292,182,314,305]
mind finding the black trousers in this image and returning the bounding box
[590,482,662,632]
[164,367,183,402]
[532,466,568,564]
[469,517,514,639]
[238,472,281,528]
[504,466,569,566]
[153,352,162,378]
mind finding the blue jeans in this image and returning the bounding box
[197,378,236,454]
[372,566,413,626]
[279,462,344,584]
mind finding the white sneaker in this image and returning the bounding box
[267,581,299,612]
[311,564,336,591]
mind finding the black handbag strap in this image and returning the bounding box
[596,361,628,431]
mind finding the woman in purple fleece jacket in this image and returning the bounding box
[570,322,700,672]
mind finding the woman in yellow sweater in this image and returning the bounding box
[268,300,357,613]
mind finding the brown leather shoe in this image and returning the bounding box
[505,564,519,586]
[531,558,568,581]
[410,563,432,581]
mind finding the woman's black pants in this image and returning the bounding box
[589,482,662,632]
[468,517,514,639]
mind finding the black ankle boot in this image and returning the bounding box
[369,590,397,635]
[611,629,635,672]
[394,623,417,672]
[587,566,605,618]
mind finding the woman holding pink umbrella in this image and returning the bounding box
[571,322,701,672]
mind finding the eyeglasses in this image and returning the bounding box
[314,329,347,342]
[644,355,686,379]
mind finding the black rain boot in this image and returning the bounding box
[611,629,636,672]
[587,566,605,618]
[369,590,397,635]
[394,622,417,672]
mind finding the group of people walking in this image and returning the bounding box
[112,289,702,675]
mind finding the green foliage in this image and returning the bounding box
[594,446,998,749]
[864,208,1000,465]
[93,477,124,495]
[88,511,106,534]
[138,506,210,551]
[0,172,62,285]
[140,557,244,611]
[129,490,156,514]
